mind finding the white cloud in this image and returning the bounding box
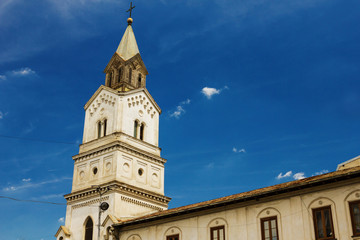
[22,178,31,182]
[293,172,306,180]
[232,147,246,153]
[181,99,191,105]
[11,67,35,76]
[2,176,72,192]
[58,217,65,223]
[314,169,329,175]
[170,106,185,118]
[4,186,16,191]
[201,87,220,99]
[276,171,292,179]
[0,111,3,119]
[170,98,191,119]
[201,86,229,99]
[0,75,6,81]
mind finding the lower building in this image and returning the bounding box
[104,159,360,240]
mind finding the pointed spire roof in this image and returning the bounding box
[116,18,140,61]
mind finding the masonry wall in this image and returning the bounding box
[116,181,360,240]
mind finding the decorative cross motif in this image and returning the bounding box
[126,2,135,18]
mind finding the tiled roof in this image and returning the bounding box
[114,165,360,227]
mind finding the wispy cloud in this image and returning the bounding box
[2,176,72,192]
[58,217,65,223]
[170,98,191,119]
[36,193,64,200]
[0,111,4,120]
[205,162,215,169]
[22,122,36,135]
[232,147,246,153]
[276,168,331,181]
[293,172,306,180]
[276,171,293,179]
[11,67,35,76]
[22,178,31,182]
[314,169,329,175]
[276,171,305,180]
[0,67,36,81]
[201,86,228,99]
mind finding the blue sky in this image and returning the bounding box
[1,0,360,239]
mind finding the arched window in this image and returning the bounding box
[134,121,138,138]
[129,68,132,83]
[97,121,102,139]
[84,217,93,240]
[140,123,145,140]
[108,72,113,87]
[103,119,107,137]
[138,74,142,87]
[118,68,122,83]
[59,237,63,240]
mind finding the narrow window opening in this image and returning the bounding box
[133,121,138,138]
[118,68,122,83]
[97,122,102,139]
[140,123,144,140]
[103,119,107,137]
[84,217,93,240]
[129,68,132,83]
[108,72,112,87]
[138,74,142,87]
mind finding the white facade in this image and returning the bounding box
[116,180,360,240]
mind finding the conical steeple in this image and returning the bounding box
[104,17,148,92]
[116,19,140,61]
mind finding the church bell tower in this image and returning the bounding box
[55,12,171,240]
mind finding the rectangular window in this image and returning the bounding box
[261,216,279,240]
[349,201,360,236]
[312,206,335,240]
[166,234,179,240]
[210,226,225,240]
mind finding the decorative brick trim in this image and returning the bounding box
[72,196,109,209]
[121,196,163,211]
[73,138,166,165]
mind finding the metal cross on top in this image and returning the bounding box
[126,2,135,18]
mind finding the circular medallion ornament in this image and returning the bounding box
[152,173,158,182]
[123,163,130,172]
[79,171,85,179]
[138,110,143,117]
[106,162,111,171]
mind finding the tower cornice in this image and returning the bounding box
[64,181,171,208]
[73,132,167,165]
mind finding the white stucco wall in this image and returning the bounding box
[117,182,360,240]
[82,88,160,147]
